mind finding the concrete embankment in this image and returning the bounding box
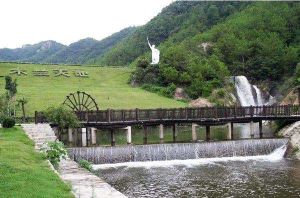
[22,124,127,198]
[279,121,300,160]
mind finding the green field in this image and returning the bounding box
[0,63,186,116]
[0,127,73,197]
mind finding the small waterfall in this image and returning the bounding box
[69,138,288,164]
[234,76,267,138]
[253,85,264,106]
[235,76,256,106]
[234,76,264,106]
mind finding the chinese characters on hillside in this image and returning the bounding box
[7,68,88,78]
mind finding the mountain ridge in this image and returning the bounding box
[0,27,137,64]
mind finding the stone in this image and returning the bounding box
[174,87,188,100]
[189,97,213,107]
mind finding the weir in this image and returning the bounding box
[69,138,288,164]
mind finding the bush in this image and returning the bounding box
[42,141,67,169]
[45,106,80,139]
[2,117,15,128]
[79,159,92,171]
[141,84,176,98]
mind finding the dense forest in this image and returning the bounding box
[129,2,300,100]
[96,1,250,66]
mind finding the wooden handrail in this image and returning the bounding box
[35,105,300,124]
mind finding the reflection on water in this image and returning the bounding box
[60,122,275,147]
[97,159,300,198]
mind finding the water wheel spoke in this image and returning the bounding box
[62,91,99,112]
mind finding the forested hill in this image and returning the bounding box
[130,2,300,101]
[45,27,137,64]
[0,27,136,64]
[96,1,250,66]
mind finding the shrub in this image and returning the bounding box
[2,117,15,128]
[79,159,92,172]
[45,106,80,139]
[42,141,67,169]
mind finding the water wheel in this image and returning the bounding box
[63,91,99,111]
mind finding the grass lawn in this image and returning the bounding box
[0,127,73,197]
[0,63,186,116]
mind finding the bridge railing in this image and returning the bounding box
[35,105,300,124]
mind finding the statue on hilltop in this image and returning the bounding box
[147,37,160,65]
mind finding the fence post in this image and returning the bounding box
[234,105,237,118]
[121,109,125,122]
[135,108,139,121]
[107,108,111,123]
[185,107,188,120]
[215,107,218,119]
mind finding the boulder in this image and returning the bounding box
[174,88,188,100]
[189,98,213,107]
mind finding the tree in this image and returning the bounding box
[45,106,80,140]
[17,97,28,122]
[5,76,17,99]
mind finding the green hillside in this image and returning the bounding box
[0,63,186,116]
[96,1,249,66]
[46,27,137,64]
[131,2,300,100]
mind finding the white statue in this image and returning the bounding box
[147,37,160,64]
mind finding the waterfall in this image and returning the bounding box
[234,76,267,138]
[253,85,264,106]
[234,76,264,106]
[235,76,256,106]
[69,138,288,165]
[93,144,287,169]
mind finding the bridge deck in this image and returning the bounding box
[36,105,300,127]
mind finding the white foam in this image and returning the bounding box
[92,145,286,170]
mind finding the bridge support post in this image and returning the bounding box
[172,124,177,143]
[231,122,234,139]
[125,126,132,144]
[259,120,263,138]
[143,125,148,144]
[91,127,97,145]
[110,129,115,146]
[227,123,233,140]
[206,125,210,141]
[250,121,254,138]
[192,123,198,142]
[159,124,164,144]
[68,128,73,143]
[81,128,87,147]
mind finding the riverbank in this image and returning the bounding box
[21,123,126,198]
[279,121,300,160]
[0,127,73,197]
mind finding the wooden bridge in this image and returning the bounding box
[36,105,300,126]
[35,105,300,146]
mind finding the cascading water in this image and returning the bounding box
[253,85,264,106]
[234,76,267,138]
[69,138,288,165]
[234,76,264,106]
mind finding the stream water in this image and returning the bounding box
[94,147,300,197]
[68,76,300,197]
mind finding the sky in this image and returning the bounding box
[0,0,173,49]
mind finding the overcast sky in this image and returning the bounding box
[0,0,173,49]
